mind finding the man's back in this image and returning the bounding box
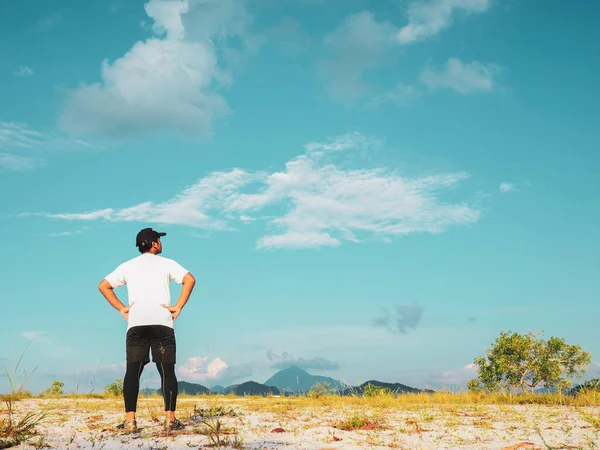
[104,253,188,329]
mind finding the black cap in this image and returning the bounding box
[136,227,166,249]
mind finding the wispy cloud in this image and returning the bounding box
[420,58,500,94]
[376,57,500,106]
[20,331,71,356]
[0,154,45,171]
[32,132,481,249]
[258,17,312,56]
[397,0,491,44]
[373,303,424,333]
[13,66,34,77]
[429,363,478,388]
[266,350,340,371]
[318,11,399,102]
[0,121,93,171]
[21,331,47,341]
[39,11,63,28]
[320,0,494,104]
[0,122,47,150]
[59,0,255,139]
[34,169,255,228]
[46,230,85,237]
[372,83,422,107]
[499,182,516,193]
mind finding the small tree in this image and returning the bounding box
[468,330,591,394]
[363,383,392,397]
[307,381,337,398]
[104,378,124,396]
[43,380,64,396]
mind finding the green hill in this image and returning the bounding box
[228,381,279,396]
[264,366,347,393]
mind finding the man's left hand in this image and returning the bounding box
[162,304,182,321]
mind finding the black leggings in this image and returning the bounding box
[123,362,178,412]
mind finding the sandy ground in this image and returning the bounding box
[3,397,599,449]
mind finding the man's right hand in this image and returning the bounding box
[119,305,132,321]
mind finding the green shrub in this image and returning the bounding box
[363,383,392,397]
[308,382,337,398]
[104,378,124,397]
[43,380,64,397]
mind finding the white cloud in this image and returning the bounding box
[375,58,500,106]
[21,331,46,341]
[320,1,494,104]
[13,66,34,77]
[145,0,188,39]
[318,11,399,102]
[46,230,85,237]
[420,58,500,94]
[258,232,340,250]
[434,364,477,386]
[0,154,45,171]
[397,0,491,44]
[59,0,253,139]
[89,362,127,376]
[499,182,516,193]
[33,132,481,249]
[266,350,340,370]
[37,169,255,228]
[178,356,228,382]
[231,133,480,249]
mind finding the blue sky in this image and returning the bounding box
[1,0,599,394]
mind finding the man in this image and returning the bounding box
[98,227,196,432]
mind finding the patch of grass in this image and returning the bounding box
[334,411,385,431]
[0,342,53,449]
[189,403,243,447]
[579,411,600,429]
[191,404,239,419]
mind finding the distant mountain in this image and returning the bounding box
[209,385,227,394]
[140,388,158,396]
[567,379,600,396]
[144,366,427,397]
[158,381,209,396]
[229,381,279,396]
[264,366,348,394]
[342,380,430,396]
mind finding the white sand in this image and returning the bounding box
[3,398,599,449]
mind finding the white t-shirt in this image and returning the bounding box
[104,253,189,330]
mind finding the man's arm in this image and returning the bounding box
[163,272,195,321]
[98,279,132,321]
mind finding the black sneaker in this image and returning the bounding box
[116,419,138,432]
[164,418,185,431]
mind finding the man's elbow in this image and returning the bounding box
[184,273,196,286]
[98,279,111,293]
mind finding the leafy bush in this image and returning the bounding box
[307,382,337,398]
[43,380,64,397]
[363,382,392,397]
[104,378,124,397]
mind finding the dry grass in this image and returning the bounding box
[2,390,600,449]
